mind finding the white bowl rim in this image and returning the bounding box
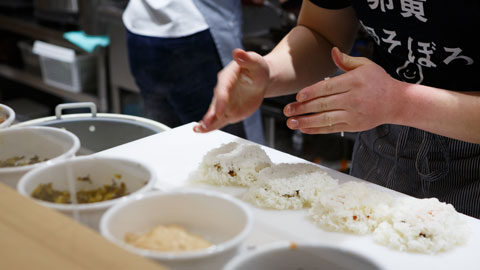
[100,189,254,261]
[0,103,15,129]
[14,112,171,131]
[223,241,381,270]
[16,155,157,211]
[0,126,80,173]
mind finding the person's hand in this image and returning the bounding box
[283,47,402,134]
[193,49,269,133]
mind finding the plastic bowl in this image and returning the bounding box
[0,103,15,129]
[100,189,254,270]
[17,156,156,231]
[0,126,80,188]
[224,242,381,270]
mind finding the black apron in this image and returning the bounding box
[307,0,480,218]
[351,124,480,218]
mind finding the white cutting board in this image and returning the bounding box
[98,122,480,269]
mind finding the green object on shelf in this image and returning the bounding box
[63,31,110,53]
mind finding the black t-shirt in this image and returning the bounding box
[310,0,480,91]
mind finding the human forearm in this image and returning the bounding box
[263,25,338,97]
[395,82,480,144]
[263,2,358,98]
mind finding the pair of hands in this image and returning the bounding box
[194,47,401,135]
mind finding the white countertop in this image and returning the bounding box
[98,122,480,269]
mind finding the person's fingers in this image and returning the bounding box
[194,117,227,133]
[286,110,348,130]
[331,46,371,72]
[194,94,228,133]
[212,61,241,118]
[213,86,229,120]
[233,49,264,69]
[284,93,344,117]
[199,116,227,133]
[233,49,267,87]
[193,106,228,133]
[295,75,351,103]
[193,101,215,132]
[299,122,350,134]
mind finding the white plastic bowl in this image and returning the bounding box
[0,126,80,188]
[17,156,156,231]
[0,103,15,129]
[224,242,381,270]
[100,189,254,270]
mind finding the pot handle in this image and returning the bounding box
[55,102,97,120]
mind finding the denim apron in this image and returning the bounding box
[193,0,265,145]
[351,124,480,218]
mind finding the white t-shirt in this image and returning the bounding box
[123,0,209,38]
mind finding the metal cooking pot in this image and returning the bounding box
[15,102,170,155]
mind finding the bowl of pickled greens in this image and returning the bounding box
[17,156,156,231]
[0,126,80,188]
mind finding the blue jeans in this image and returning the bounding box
[126,29,246,137]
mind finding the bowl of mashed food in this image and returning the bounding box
[0,126,80,188]
[100,189,253,270]
[17,155,156,230]
[0,103,15,129]
[224,241,381,270]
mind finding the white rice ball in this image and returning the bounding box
[243,163,339,210]
[309,181,394,234]
[193,141,272,187]
[372,197,470,253]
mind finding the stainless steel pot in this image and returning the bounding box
[15,102,170,155]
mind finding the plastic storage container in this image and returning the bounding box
[18,41,41,76]
[33,40,97,93]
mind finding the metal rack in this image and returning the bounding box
[0,14,108,112]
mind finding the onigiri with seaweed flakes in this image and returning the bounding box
[193,141,272,187]
[309,181,394,235]
[243,163,338,210]
[372,197,470,254]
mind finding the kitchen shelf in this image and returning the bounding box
[0,14,108,112]
[0,63,100,104]
[0,14,80,51]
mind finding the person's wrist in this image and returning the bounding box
[389,79,414,126]
[262,54,275,97]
